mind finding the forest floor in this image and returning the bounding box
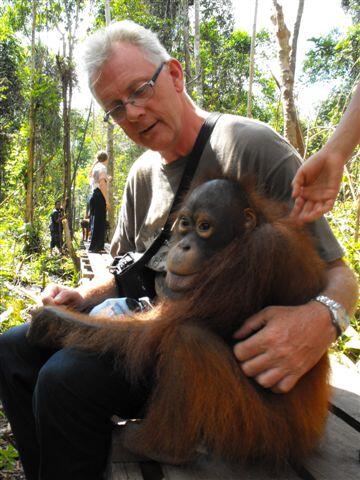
[0,403,25,480]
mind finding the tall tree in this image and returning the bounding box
[57,0,83,233]
[194,0,203,106]
[25,0,37,225]
[0,19,24,201]
[182,0,192,92]
[271,0,304,156]
[104,0,116,237]
[341,0,360,23]
[247,0,258,118]
[290,0,304,77]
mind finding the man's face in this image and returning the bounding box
[92,43,184,153]
[55,202,61,209]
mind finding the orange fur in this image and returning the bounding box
[28,176,330,467]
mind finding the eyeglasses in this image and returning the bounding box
[103,62,165,123]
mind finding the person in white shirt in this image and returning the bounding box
[88,151,109,252]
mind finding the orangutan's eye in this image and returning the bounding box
[198,222,210,231]
[196,220,213,238]
[178,216,191,233]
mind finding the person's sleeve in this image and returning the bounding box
[97,163,108,181]
[110,174,136,257]
[240,123,344,263]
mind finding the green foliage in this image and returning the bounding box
[22,222,43,254]
[0,444,19,471]
[328,199,360,278]
[0,18,24,197]
[341,0,360,23]
[303,24,360,84]
[198,23,278,121]
[327,197,360,362]
[0,298,27,334]
[98,0,177,52]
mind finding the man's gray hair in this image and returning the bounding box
[83,20,171,85]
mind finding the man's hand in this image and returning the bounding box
[41,284,85,310]
[233,302,337,393]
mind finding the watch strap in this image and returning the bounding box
[313,295,349,337]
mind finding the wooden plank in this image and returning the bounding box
[108,346,360,480]
[111,426,300,480]
[163,459,299,480]
[109,462,143,480]
[330,355,360,423]
[87,251,113,278]
[303,411,360,479]
[111,425,150,463]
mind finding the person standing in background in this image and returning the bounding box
[49,200,63,255]
[89,151,109,252]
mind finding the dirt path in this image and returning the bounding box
[0,405,26,479]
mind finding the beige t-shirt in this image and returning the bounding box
[90,162,108,191]
[111,114,343,277]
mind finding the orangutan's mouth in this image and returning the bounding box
[165,271,198,292]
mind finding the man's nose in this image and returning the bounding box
[124,102,146,122]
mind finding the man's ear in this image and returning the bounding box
[244,208,257,231]
[166,59,184,92]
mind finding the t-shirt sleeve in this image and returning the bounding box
[230,119,344,263]
[110,172,136,257]
[96,163,108,181]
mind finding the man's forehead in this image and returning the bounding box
[92,42,155,99]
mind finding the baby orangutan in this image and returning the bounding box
[28,176,330,468]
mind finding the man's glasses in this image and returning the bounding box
[103,62,165,123]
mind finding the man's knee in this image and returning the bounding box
[0,323,53,374]
[0,323,30,352]
[35,348,116,413]
[0,324,32,376]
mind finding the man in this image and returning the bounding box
[49,200,63,255]
[0,21,357,480]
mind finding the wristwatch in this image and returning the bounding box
[313,295,350,337]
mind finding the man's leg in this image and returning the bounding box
[0,323,56,480]
[34,345,149,480]
[0,322,151,480]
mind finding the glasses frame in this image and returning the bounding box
[103,62,165,123]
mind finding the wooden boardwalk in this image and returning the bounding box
[79,242,113,284]
[80,251,360,480]
[107,361,360,480]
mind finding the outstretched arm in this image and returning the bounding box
[40,272,117,311]
[291,83,360,223]
[233,259,358,393]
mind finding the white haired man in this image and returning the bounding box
[0,21,357,480]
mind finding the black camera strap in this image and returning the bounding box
[124,112,221,272]
[109,111,222,302]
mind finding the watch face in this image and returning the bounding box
[333,306,348,332]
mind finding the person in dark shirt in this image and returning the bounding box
[49,201,63,255]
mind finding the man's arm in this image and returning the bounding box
[233,259,358,393]
[41,272,118,311]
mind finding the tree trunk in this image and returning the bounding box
[194,0,203,106]
[106,123,115,237]
[290,0,305,77]
[182,0,192,95]
[355,194,360,242]
[62,218,80,271]
[60,55,72,232]
[105,0,115,238]
[25,0,37,225]
[247,0,259,118]
[59,1,81,235]
[271,0,305,156]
